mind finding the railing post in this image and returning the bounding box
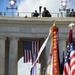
[4,12,6,16]
[17,12,19,16]
[57,13,59,17]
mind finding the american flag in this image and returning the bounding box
[63,28,75,75]
[23,41,40,63]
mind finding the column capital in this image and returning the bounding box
[0,36,6,40]
[8,37,19,41]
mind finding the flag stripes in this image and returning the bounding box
[70,44,75,75]
[36,41,38,62]
[23,40,40,63]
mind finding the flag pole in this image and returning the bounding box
[31,27,51,68]
[48,20,56,58]
[49,20,56,57]
[52,20,56,26]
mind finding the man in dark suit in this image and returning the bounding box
[42,7,51,17]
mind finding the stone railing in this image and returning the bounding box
[0,11,66,17]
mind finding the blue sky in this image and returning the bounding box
[0,0,60,12]
[0,0,75,16]
[0,0,75,13]
[0,0,20,12]
[0,0,61,16]
[0,0,75,17]
[0,0,5,12]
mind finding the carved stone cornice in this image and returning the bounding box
[0,16,75,38]
[0,16,75,27]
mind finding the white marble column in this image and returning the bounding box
[0,37,6,75]
[62,39,67,57]
[8,37,19,75]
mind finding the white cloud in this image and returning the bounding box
[16,0,75,17]
[16,0,61,16]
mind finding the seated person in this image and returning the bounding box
[42,7,51,17]
[32,10,39,17]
